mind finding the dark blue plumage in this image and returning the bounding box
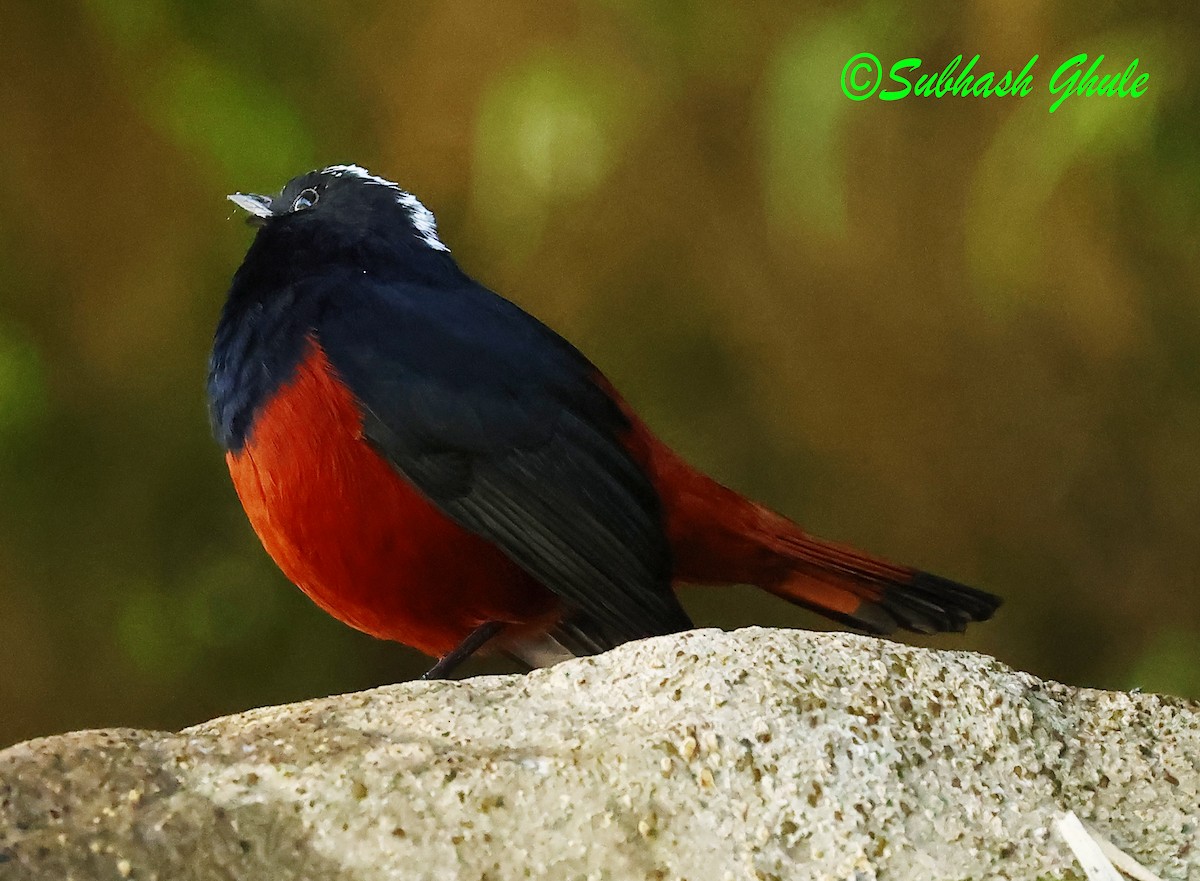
[209,165,465,453]
[317,264,690,640]
[207,280,321,453]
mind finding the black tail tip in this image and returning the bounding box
[869,573,1002,636]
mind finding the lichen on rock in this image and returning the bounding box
[1,627,1197,880]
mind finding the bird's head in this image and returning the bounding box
[228,164,452,274]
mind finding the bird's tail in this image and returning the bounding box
[617,407,1001,636]
[649,457,1000,635]
[758,529,1000,635]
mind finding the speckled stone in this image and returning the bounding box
[1,628,1197,880]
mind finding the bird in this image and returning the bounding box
[209,163,1000,679]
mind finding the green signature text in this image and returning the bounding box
[840,53,1149,113]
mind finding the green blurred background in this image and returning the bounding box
[2,1,1198,749]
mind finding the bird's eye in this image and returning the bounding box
[292,188,319,212]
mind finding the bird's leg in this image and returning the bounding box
[420,621,505,680]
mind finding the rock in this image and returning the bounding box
[1,627,1197,880]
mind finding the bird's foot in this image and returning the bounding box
[420,620,504,680]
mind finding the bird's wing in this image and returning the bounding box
[317,274,693,643]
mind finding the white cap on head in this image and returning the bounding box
[321,164,450,252]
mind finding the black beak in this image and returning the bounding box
[227,192,274,226]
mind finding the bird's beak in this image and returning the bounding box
[227,192,275,226]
